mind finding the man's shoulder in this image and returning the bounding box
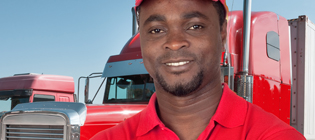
[246,103,290,129]
[91,110,143,140]
[244,103,305,139]
[220,87,304,139]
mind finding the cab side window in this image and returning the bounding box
[266,31,280,61]
[33,94,55,102]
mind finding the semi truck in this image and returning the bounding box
[0,73,76,113]
[1,8,315,140]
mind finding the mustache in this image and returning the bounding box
[156,50,198,63]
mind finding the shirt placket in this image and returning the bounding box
[159,124,180,140]
[197,119,216,140]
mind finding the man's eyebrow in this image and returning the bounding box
[143,14,166,26]
[182,11,209,20]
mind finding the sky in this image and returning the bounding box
[0,0,314,111]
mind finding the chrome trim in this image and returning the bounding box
[6,125,64,139]
[132,7,138,36]
[2,113,67,125]
[241,0,252,73]
[235,75,253,103]
[11,102,86,126]
[6,136,63,140]
[70,125,80,140]
[1,113,67,140]
[1,102,86,140]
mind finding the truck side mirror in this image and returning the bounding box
[84,77,91,104]
[73,94,78,102]
[132,7,138,36]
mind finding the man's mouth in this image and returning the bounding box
[165,61,190,66]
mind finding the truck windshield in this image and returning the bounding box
[0,96,30,112]
[104,74,155,103]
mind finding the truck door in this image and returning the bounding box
[277,15,291,125]
[250,12,282,121]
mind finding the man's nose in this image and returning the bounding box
[163,30,189,51]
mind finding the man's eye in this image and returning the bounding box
[188,25,203,30]
[149,29,164,34]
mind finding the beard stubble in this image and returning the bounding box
[156,70,203,97]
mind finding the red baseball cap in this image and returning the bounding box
[135,0,229,18]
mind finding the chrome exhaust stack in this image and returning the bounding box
[235,0,253,103]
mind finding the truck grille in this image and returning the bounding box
[6,125,64,140]
[1,102,87,140]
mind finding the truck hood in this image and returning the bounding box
[84,104,147,125]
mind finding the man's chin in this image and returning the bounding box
[156,71,204,97]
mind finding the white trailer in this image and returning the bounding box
[289,15,315,140]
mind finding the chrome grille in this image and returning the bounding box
[6,125,64,140]
[1,102,87,140]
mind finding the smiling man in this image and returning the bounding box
[92,0,305,139]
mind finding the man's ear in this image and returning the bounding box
[221,19,227,52]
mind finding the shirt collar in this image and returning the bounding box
[136,93,161,136]
[212,83,248,128]
[136,83,248,136]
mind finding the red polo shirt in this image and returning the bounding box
[92,84,305,140]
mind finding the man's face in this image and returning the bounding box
[139,0,226,96]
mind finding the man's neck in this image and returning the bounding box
[155,81,223,140]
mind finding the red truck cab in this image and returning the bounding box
[79,33,155,139]
[0,73,75,111]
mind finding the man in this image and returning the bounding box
[92,0,305,139]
